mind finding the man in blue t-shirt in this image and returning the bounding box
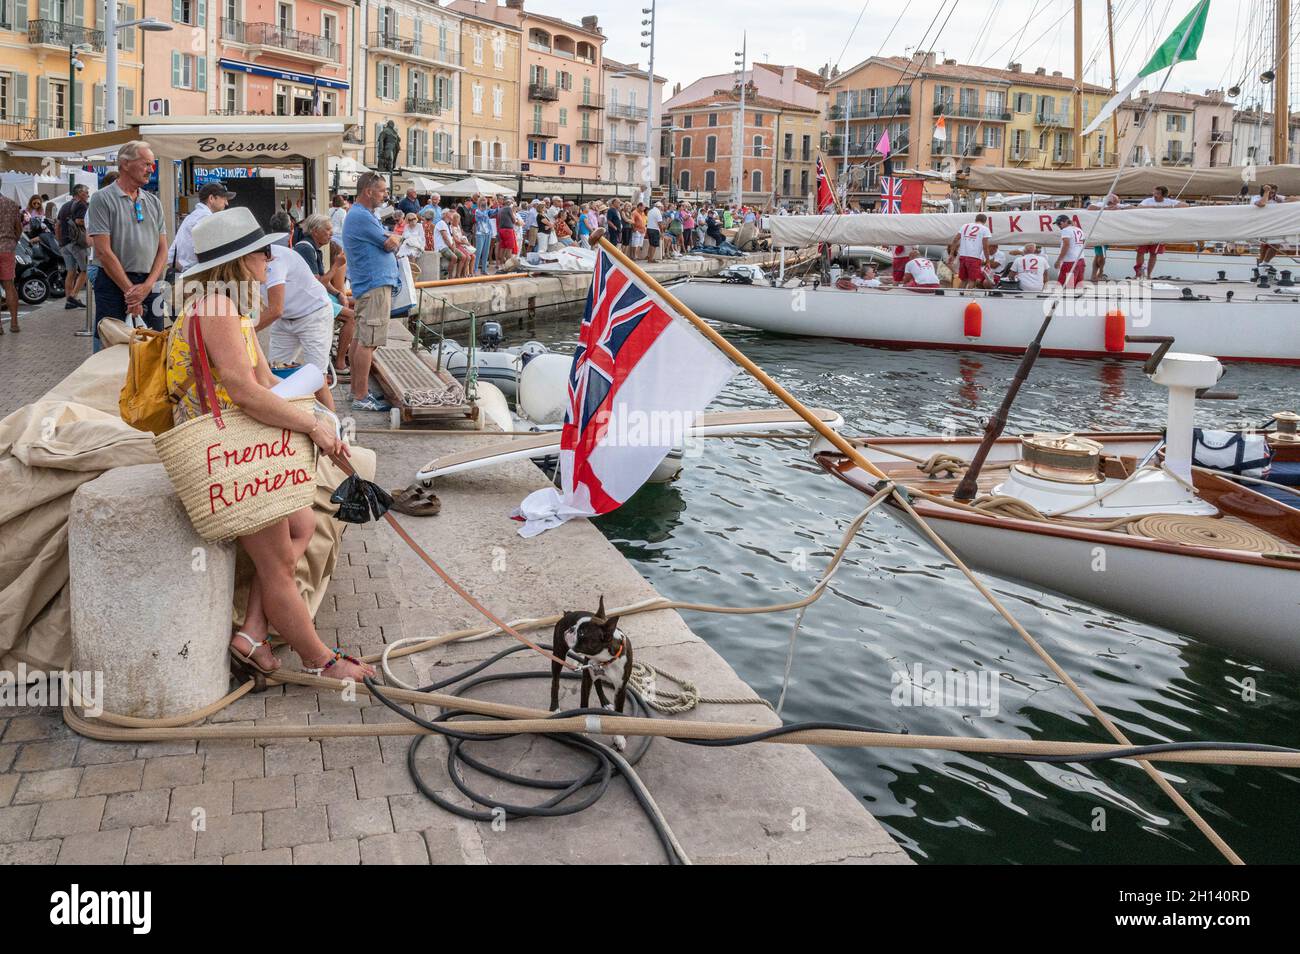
[342,172,402,411]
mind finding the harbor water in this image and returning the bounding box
[509,312,1300,864]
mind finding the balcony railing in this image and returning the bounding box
[1163,153,1192,166]
[1009,146,1039,163]
[363,145,455,169]
[931,140,987,157]
[1035,110,1071,127]
[1209,130,1231,143]
[528,83,559,101]
[370,32,461,67]
[576,127,603,144]
[1049,148,1075,164]
[29,19,105,51]
[577,93,604,110]
[828,136,909,156]
[530,121,559,138]
[0,115,104,141]
[405,96,447,116]
[465,155,521,174]
[828,101,911,120]
[935,101,1011,121]
[224,20,339,62]
[607,102,648,121]
[608,138,646,154]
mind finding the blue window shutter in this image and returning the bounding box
[172,0,182,21]
[172,51,182,88]
[196,56,207,92]
[197,0,206,26]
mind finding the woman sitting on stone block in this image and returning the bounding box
[167,207,375,682]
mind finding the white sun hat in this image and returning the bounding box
[180,206,287,280]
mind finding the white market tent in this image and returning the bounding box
[0,170,99,205]
[435,175,517,198]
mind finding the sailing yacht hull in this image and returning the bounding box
[673,279,1300,364]
[815,435,1300,672]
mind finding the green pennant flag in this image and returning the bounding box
[1083,0,1211,137]
[1137,0,1210,77]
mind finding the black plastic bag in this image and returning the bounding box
[329,474,394,524]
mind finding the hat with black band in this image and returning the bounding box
[180,206,287,280]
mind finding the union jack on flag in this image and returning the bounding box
[513,246,734,536]
[878,176,904,214]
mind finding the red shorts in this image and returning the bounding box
[958,256,984,282]
[0,252,14,282]
[498,228,518,254]
[892,258,908,282]
[1058,259,1085,287]
[1136,244,1166,255]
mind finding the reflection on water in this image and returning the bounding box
[528,315,1300,863]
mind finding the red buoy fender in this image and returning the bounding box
[1104,310,1126,352]
[963,301,982,338]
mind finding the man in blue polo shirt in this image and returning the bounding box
[342,171,401,411]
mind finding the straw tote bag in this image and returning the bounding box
[154,312,318,542]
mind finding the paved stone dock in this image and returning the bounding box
[0,299,909,865]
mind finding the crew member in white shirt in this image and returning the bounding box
[1086,193,1128,280]
[903,248,940,288]
[1011,243,1049,292]
[1133,185,1186,278]
[950,213,993,288]
[169,182,234,272]
[258,243,337,410]
[1053,214,1087,288]
[1252,183,1298,268]
[849,264,884,288]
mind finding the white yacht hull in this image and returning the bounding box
[673,279,1300,364]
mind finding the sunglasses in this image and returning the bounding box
[133,199,144,223]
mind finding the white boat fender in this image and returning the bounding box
[517,352,572,425]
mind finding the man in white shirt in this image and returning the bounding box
[259,243,337,410]
[169,182,234,272]
[950,213,992,288]
[849,264,884,288]
[646,201,663,263]
[1133,186,1186,278]
[1252,183,1298,268]
[1011,243,1049,292]
[1053,214,1087,288]
[904,248,940,287]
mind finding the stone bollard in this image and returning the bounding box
[69,463,235,720]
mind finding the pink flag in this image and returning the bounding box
[875,130,892,156]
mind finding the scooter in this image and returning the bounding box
[15,231,67,305]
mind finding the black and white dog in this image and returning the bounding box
[550,597,634,749]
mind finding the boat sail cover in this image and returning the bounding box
[964,163,1300,198]
[768,203,1300,248]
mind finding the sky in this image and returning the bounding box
[554,0,1285,111]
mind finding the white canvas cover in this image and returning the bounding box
[768,204,1300,248]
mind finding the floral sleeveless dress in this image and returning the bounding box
[165,309,260,426]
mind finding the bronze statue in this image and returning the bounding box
[376,120,400,172]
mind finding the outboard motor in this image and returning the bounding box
[479,320,503,351]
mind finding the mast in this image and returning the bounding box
[1107,0,1119,165]
[1276,0,1290,164]
[1074,0,1084,168]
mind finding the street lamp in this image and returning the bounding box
[640,2,656,201]
[732,33,746,206]
[68,43,91,135]
[105,12,172,130]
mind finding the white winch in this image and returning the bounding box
[993,352,1223,518]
